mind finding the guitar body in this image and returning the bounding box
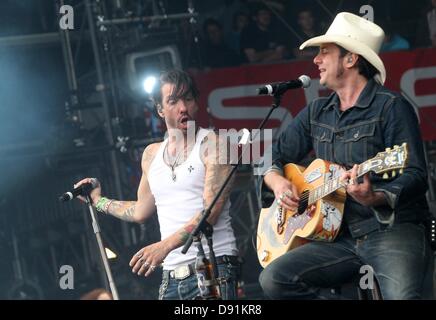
[256,143,408,268]
[257,159,347,268]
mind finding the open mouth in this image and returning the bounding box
[180,116,189,124]
[319,68,326,74]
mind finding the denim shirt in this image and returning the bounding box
[263,79,430,237]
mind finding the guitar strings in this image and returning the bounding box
[283,177,349,204]
[279,158,403,205]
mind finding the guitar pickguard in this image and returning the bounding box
[308,201,343,241]
[283,205,316,245]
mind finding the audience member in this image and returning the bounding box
[380,21,410,52]
[240,4,288,63]
[427,0,436,46]
[291,7,323,60]
[227,11,250,54]
[200,18,243,69]
[415,0,436,47]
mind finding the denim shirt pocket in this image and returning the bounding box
[311,124,334,160]
[343,122,376,164]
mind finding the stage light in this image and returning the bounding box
[105,248,117,259]
[143,76,157,94]
[126,45,181,93]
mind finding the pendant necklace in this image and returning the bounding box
[165,143,184,182]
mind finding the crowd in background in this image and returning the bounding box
[177,0,436,71]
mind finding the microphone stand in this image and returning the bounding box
[85,194,120,300]
[182,92,286,292]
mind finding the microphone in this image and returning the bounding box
[257,75,311,95]
[59,180,98,202]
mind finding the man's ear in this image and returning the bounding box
[346,53,358,68]
[156,104,164,118]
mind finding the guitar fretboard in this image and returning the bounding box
[307,162,369,205]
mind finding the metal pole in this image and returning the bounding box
[85,195,119,300]
[96,12,198,26]
[85,0,131,247]
[58,0,82,122]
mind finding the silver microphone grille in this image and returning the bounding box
[298,75,311,88]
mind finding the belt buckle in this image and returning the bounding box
[174,265,191,280]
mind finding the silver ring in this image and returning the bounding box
[279,193,285,200]
[143,262,150,267]
[349,178,356,185]
[285,190,292,196]
[150,265,156,271]
[277,198,282,206]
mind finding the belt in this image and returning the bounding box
[163,255,240,280]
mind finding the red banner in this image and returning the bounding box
[193,47,436,141]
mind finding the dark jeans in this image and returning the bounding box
[159,261,240,300]
[259,222,431,299]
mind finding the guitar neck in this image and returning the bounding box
[308,161,370,205]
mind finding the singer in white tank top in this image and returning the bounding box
[76,70,240,299]
[130,70,240,300]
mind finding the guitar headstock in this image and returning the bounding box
[362,143,408,178]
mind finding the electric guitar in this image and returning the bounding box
[256,143,408,268]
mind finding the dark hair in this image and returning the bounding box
[232,11,250,31]
[203,18,222,35]
[152,69,199,111]
[297,6,315,17]
[253,3,271,16]
[338,46,378,80]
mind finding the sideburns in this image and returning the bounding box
[336,60,345,79]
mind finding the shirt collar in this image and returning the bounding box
[322,78,379,110]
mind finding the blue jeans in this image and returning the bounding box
[158,261,240,300]
[259,222,431,299]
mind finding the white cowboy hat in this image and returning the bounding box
[299,12,386,84]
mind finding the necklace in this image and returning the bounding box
[164,143,184,182]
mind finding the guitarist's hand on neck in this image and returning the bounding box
[264,171,300,211]
[341,164,387,207]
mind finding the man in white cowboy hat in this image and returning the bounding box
[259,12,432,299]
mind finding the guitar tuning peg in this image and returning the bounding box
[391,170,396,177]
[385,147,391,152]
[399,169,404,174]
[393,145,399,149]
[383,173,389,179]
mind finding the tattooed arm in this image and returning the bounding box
[105,143,159,223]
[159,131,233,249]
[130,131,234,275]
[75,143,159,223]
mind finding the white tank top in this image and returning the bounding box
[148,128,238,270]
